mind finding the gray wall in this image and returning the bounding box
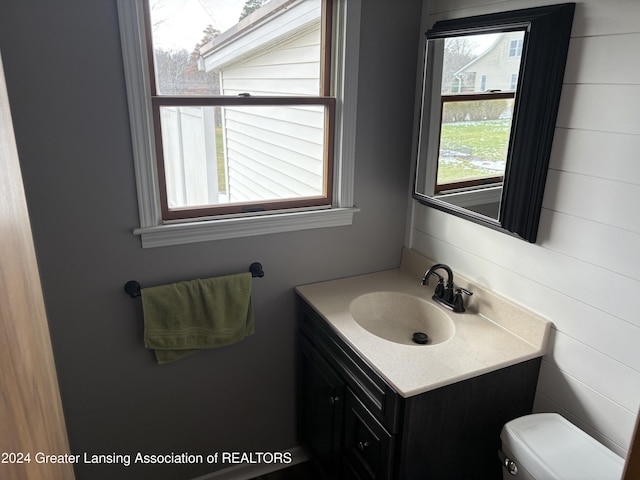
[0,1,422,479]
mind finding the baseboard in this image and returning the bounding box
[191,446,309,480]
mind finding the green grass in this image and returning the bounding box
[437,119,511,184]
[216,127,226,193]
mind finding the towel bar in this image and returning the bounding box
[123,262,264,299]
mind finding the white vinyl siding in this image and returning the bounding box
[220,30,321,96]
[218,28,325,203]
[223,106,325,202]
[457,32,524,92]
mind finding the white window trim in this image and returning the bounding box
[117,0,360,248]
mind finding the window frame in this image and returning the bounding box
[152,97,336,221]
[117,0,360,247]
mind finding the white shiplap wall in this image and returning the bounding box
[409,0,640,458]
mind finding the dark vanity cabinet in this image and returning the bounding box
[297,298,542,480]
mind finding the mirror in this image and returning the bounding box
[414,4,575,242]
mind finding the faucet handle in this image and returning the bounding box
[434,277,446,299]
[452,287,473,313]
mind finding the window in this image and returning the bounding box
[431,32,523,195]
[509,73,519,90]
[508,38,523,57]
[436,92,514,193]
[118,0,360,247]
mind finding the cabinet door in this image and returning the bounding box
[299,335,346,479]
[343,388,394,480]
[343,458,365,480]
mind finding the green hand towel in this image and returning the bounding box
[141,272,254,364]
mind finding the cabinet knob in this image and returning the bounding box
[357,441,371,451]
[329,396,339,406]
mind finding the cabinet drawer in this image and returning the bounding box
[299,299,399,433]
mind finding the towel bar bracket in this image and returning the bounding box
[249,262,264,278]
[124,280,142,298]
[124,262,264,299]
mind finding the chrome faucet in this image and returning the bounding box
[421,263,473,313]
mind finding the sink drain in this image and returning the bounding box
[412,332,429,345]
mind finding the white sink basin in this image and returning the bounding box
[349,291,454,345]
[296,249,551,396]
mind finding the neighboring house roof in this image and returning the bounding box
[453,33,504,76]
[199,0,321,71]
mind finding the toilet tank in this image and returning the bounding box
[500,413,624,480]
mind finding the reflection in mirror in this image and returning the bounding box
[417,30,527,220]
[413,4,575,242]
[436,32,524,218]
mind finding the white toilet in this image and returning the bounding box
[499,413,624,480]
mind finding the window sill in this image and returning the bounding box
[133,207,360,248]
[434,185,501,208]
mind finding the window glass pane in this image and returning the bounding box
[435,29,524,190]
[508,39,523,57]
[148,0,323,96]
[159,104,327,209]
[436,98,514,188]
[441,31,524,93]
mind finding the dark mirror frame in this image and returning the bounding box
[413,3,575,243]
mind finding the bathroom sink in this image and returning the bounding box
[349,291,454,345]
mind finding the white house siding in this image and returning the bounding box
[410,0,640,459]
[458,31,524,92]
[219,28,321,96]
[222,105,325,202]
[219,28,325,203]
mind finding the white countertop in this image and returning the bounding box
[295,249,551,398]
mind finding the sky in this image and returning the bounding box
[149,0,254,51]
[150,2,501,55]
[469,33,500,55]
[149,2,501,55]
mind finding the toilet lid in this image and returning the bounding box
[501,413,624,480]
